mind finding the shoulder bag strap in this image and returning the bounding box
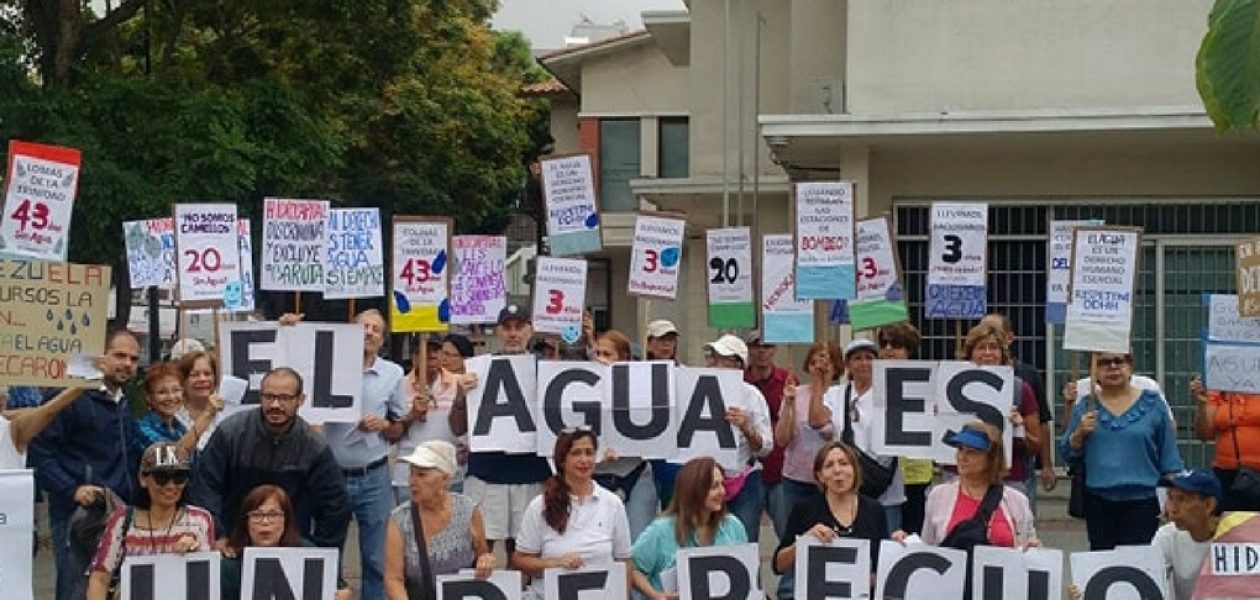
[841,384,855,446]
[410,503,437,600]
[971,484,1005,539]
[1229,393,1245,469]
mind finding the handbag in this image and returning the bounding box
[841,384,897,498]
[941,484,1003,600]
[1228,396,1260,505]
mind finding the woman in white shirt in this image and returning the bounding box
[836,338,906,534]
[512,429,632,600]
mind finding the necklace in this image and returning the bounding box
[145,507,181,553]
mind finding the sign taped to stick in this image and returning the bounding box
[794,181,856,300]
[124,218,176,289]
[391,217,451,332]
[324,207,384,299]
[628,213,685,299]
[262,198,329,292]
[925,202,987,319]
[1063,226,1142,353]
[850,215,908,330]
[450,235,507,325]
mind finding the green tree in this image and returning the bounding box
[1197,0,1260,131]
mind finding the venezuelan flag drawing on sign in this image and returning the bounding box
[390,216,452,333]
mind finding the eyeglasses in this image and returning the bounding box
[247,510,284,524]
[146,470,189,486]
[1096,357,1130,368]
[259,393,300,405]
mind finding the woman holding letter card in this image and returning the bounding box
[591,330,659,540]
[960,324,1043,493]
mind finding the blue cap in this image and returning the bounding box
[1167,469,1223,504]
[944,427,992,452]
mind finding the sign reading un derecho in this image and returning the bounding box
[0,260,110,387]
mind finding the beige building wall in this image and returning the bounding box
[548,100,580,153]
[581,42,690,114]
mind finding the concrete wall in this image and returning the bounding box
[845,0,1213,114]
[548,100,580,154]
[581,42,690,114]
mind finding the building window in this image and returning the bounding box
[658,117,689,179]
[599,119,641,212]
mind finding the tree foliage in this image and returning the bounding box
[1197,0,1260,131]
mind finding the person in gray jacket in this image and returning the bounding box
[187,367,350,551]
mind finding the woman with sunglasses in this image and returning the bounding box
[773,442,886,599]
[220,485,353,600]
[591,329,658,540]
[86,442,215,600]
[1061,351,1184,550]
[512,429,632,600]
[631,457,747,600]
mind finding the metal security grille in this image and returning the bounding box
[894,200,1260,468]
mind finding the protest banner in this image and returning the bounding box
[850,215,909,330]
[1070,546,1169,600]
[0,260,110,387]
[124,218,176,289]
[543,563,627,600]
[973,546,1063,600]
[450,235,507,325]
[794,181,856,300]
[1193,513,1260,600]
[535,360,605,454]
[120,552,220,600]
[532,360,678,460]
[540,153,601,256]
[874,541,967,600]
[241,547,338,600]
[437,570,523,600]
[218,321,364,424]
[762,234,813,344]
[234,218,256,313]
[261,198,329,292]
[794,537,871,600]
[1238,236,1260,317]
[1203,294,1260,394]
[677,543,762,600]
[324,207,384,299]
[1047,220,1103,325]
[532,256,588,342]
[1,141,81,261]
[391,217,451,332]
[705,227,755,328]
[465,354,540,454]
[925,202,988,319]
[1063,226,1143,353]
[628,213,686,300]
[869,360,1015,465]
[0,470,34,600]
[671,367,745,470]
[173,203,239,306]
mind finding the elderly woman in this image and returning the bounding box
[1061,352,1184,550]
[394,334,473,501]
[86,442,216,600]
[512,429,632,600]
[132,363,211,458]
[773,342,842,512]
[591,329,658,540]
[385,440,494,600]
[773,442,887,599]
[631,457,747,600]
[877,323,933,535]
[176,351,225,452]
[836,338,905,533]
[220,485,353,600]
[960,324,1043,494]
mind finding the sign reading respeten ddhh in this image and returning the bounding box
[0,260,110,387]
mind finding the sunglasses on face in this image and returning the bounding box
[1096,357,1129,368]
[146,470,189,486]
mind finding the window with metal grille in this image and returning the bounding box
[894,200,1260,468]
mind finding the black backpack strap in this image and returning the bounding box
[410,502,437,600]
[974,484,1004,528]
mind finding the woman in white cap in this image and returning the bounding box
[385,440,494,600]
[837,338,906,533]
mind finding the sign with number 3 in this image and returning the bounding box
[532,256,588,339]
[1,140,82,261]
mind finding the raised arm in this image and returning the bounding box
[6,386,86,452]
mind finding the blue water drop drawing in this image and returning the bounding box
[432,250,448,275]
[584,213,600,229]
[438,299,451,323]
[661,247,680,268]
[886,283,903,302]
[393,290,412,313]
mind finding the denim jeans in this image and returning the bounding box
[762,480,788,541]
[726,470,765,543]
[52,514,79,600]
[344,464,394,600]
[1023,454,1039,515]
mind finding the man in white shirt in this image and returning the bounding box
[1153,469,1224,600]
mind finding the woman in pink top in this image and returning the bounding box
[773,342,843,511]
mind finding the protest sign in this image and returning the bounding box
[324,207,384,299]
[1194,513,1260,600]
[218,322,364,424]
[241,547,338,600]
[762,234,813,344]
[602,361,678,460]
[0,260,110,387]
[972,546,1063,600]
[875,541,967,600]
[391,217,451,332]
[850,215,908,330]
[628,213,686,299]
[234,218,256,313]
[794,181,856,300]
[1207,294,1260,343]
[540,153,601,256]
[794,537,871,600]
[0,470,34,600]
[450,235,507,325]
[1047,220,1103,324]
[1204,345,1260,394]
[1063,226,1142,353]
[543,563,627,600]
[672,367,745,470]
[677,543,762,600]
[437,570,523,600]
[925,202,988,319]
[705,227,755,328]
[120,552,220,600]
[1238,237,1260,317]
[124,218,176,288]
[1,140,81,261]
[465,354,540,454]
[532,256,588,340]
[261,198,329,292]
[174,203,240,306]
[1070,546,1169,600]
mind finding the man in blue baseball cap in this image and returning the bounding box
[1155,469,1225,600]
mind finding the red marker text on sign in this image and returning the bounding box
[800,236,847,252]
[183,248,223,273]
[546,290,564,314]
[9,199,51,233]
[643,249,659,273]
[399,258,432,287]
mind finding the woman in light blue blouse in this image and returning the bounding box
[631,457,748,600]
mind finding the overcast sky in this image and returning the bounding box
[492,0,686,50]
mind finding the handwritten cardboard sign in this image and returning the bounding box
[391,217,451,332]
[532,256,588,340]
[173,203,240,306]
[261,198,329,292]
[762,234,813,344]
[0,260,110,387]
[234,218,256,313]
[124,218,176,289]
[794,181,856,300]
[1,141,81,261]
[450,235,507,325]
[324,207,384,299]
[1047,220,1103,324]
[1238,237,1260,318]
[850,215,908,330]
[540,153,601,256]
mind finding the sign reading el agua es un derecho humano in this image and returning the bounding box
[1063,226,1142,353]
[540,153,601,256]
[0,260,110,387]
